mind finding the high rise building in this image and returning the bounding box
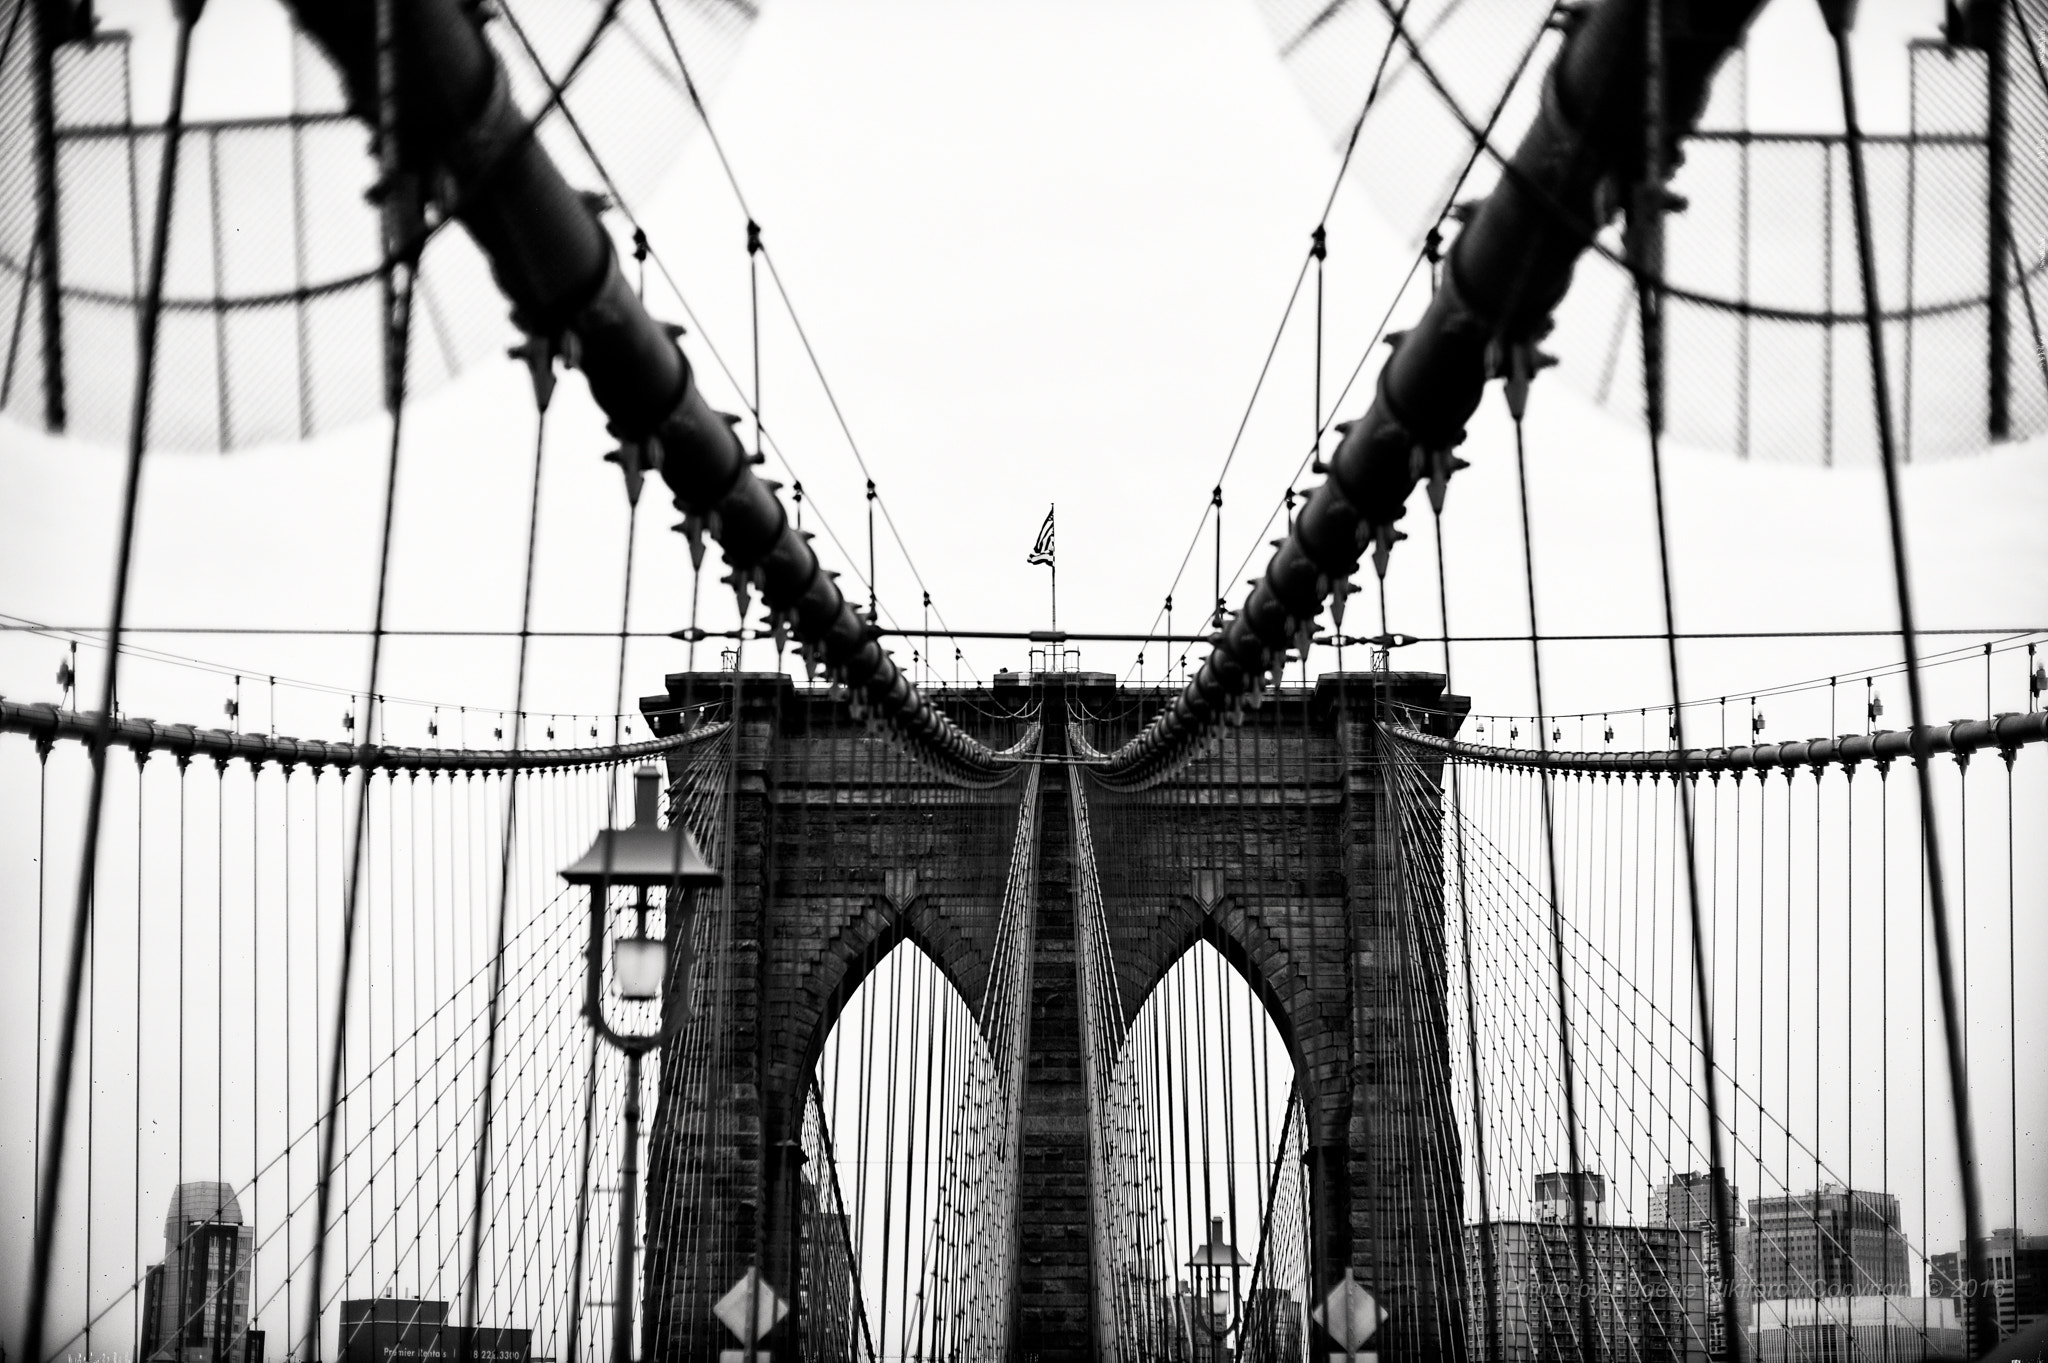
[1535,1170,1609,1227]
[1746,1185,1911,1301]
[1651,1170,1741,1233]
[1930,1228,2048,1343]
[140,1182,257,1363]
[1651,1170,1747,1360]
[1466,1174,1711,1363]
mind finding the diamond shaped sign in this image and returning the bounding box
[713,1267,788,1345]
[1312,1268,1382,1353]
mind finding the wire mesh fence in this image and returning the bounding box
[0,0,756,453]
[1258,0,2048,462]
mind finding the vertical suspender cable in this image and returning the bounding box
[131,755,146,1358]
[1212,487,1224,631]
[284,761,296,1335]
[1432,502,1498,1360]
[611,509,647,1363]
[307,0,417,1341]
[33,740,48,1254]
[866,480,879,622]
[249,756,261,1351]
[2003,737,2017,1259]
[1507,406,1595,1363]
[564,1012,600,1362]
[1827,10,1990,1351]
[463,384,553,1329]
[1631,0,1743,1348]
[1877,752,1891,1289]
[1847,760,1857,1284]
[22,6,198,1350]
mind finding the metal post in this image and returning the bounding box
[1303,1142,1352,1344]
[616,1049,642,1363]
[776,1141,806,1363]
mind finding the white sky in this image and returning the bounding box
[0,0,2042,741]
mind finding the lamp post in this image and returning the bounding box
[561,764,721,1363]
[1186,1215,1249,1362]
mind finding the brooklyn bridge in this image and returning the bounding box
[2,0,2045,1359]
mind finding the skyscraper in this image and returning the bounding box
[1535,1170,1609,1227]
[1651,1170,1746,1360]
[140,1182,256,1363]
[1746,1185,1911,1300]
[1930,1228,2048,1343]
[1466,1173,1711,1363]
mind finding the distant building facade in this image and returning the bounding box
[1750,1295,1966,1361]
[337,1299,528,1363]
[140,1182,256,1363]
[1930,1228,2048,1343]
[1746,1185,1911,1300]
[1535,1170,1610,1228]
[1651,1170,1746,1360]
[1466,1174,1710,1363]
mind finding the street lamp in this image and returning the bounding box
[561,764,722,1363]
[1186,1214,1249,1359]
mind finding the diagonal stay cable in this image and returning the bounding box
[757,246,983,680]
[638,0,984,680]
[1163,248,1429,678]
[305,0,419,1348]
[1130,252,1311,673]
[646,0,753,220]
[1137,1,1557,681]
[461,384,553,1329]
[1129,0,1427,673]
[490,0,935,664]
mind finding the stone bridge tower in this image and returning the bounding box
[635,668,1467,1361]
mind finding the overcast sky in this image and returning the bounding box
[1,0,2042,743]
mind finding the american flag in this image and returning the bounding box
[1026,505,1054,566]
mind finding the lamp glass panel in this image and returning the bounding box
[614,935,668,1001]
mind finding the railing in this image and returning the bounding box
[0,695,723,773]
[1384,707,2048,775]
